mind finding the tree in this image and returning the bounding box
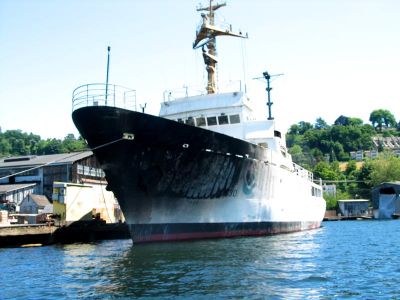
[0,138,11,156]
[62,134,87,152]
[289,145,305,165]
[314,117,329,130]
[37,138,64,155]
[313,161,339,181]
[345,160,357,177]
[369,151,400,186]
[369,109,397,131]
[288,121,313,135]
[323,190,352,210]
[348,117,363,126]
[334,115,350,126]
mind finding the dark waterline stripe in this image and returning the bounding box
[129,221,321,243]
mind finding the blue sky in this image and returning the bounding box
[1,0,399,139]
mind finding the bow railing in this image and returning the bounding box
[72,83,136,112]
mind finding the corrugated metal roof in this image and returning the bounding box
[0,183,37,194]
[29,194,50,207]
[0,151,93,169]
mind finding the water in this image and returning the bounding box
[1,220,400,299]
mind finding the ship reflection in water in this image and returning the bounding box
[105,229,324,299]
[2,221,400,299]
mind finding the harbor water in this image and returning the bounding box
[1,220,400,299]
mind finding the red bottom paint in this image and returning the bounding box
[130,221,322,243]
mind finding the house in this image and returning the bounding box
[337,199,370,218]
[371,182,400,219]
[322,184,336,197]
[19,194,51,214]
[0,183,38,211]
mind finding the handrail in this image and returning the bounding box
[292,162,315,183]
[72,83,137,112]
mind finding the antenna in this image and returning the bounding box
[253,70,283,120]
[140,103,147,113]
[105,46,111,105]
[193,1,247,94]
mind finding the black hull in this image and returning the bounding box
[72,106,264,211]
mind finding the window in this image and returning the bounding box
[207,116,217,126]
[185,117,195,126]
[177,118,184,123]
[77,164,105,178]
[218,115,229,125]
[258,143,268,148]
[274,130,281,138]
[196,117,206,127]
[229,114,240,124]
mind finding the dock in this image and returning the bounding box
[0,220,130,248]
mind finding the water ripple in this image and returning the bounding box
[1,220,400,299]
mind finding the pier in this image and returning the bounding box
[0,220,130,248]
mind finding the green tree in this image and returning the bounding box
[37,138,65,155]
[369,151,400,186]
[344,160,357,177]
[323,189,352,210]
[62,134,87,152]
[369,109,397,131]
[0,138,11,156]
[313,161,339,181]
[314,117,329,130]
[334,115,350,126]
[348,117,364,126]
[288,121,313,135]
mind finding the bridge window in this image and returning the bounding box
[229,114,240,124]
[218,115,229,125]
[185,117,195,126]
[207,116,217,126]
[258,143,267,148]
[196,117,206,127]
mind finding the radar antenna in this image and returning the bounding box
[254,71,284,120]
[193,1,248,94]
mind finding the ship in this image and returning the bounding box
[72,1,326,243]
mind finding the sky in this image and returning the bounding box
[1,0,399,139]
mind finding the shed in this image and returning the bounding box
[337,199,370,217]
[371,182,400,219]
[19,194,51,214]
[0,183,38,209]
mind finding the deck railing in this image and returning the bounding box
[293,162,314,182]
[72,83,136,112]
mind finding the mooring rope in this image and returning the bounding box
[0,137,124,181]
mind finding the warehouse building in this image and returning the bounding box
[0,152,123,224]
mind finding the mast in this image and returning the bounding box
[193,1,247,94]
[105,46,111,105]
[263,71,273,120]
[262,70,283,120]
